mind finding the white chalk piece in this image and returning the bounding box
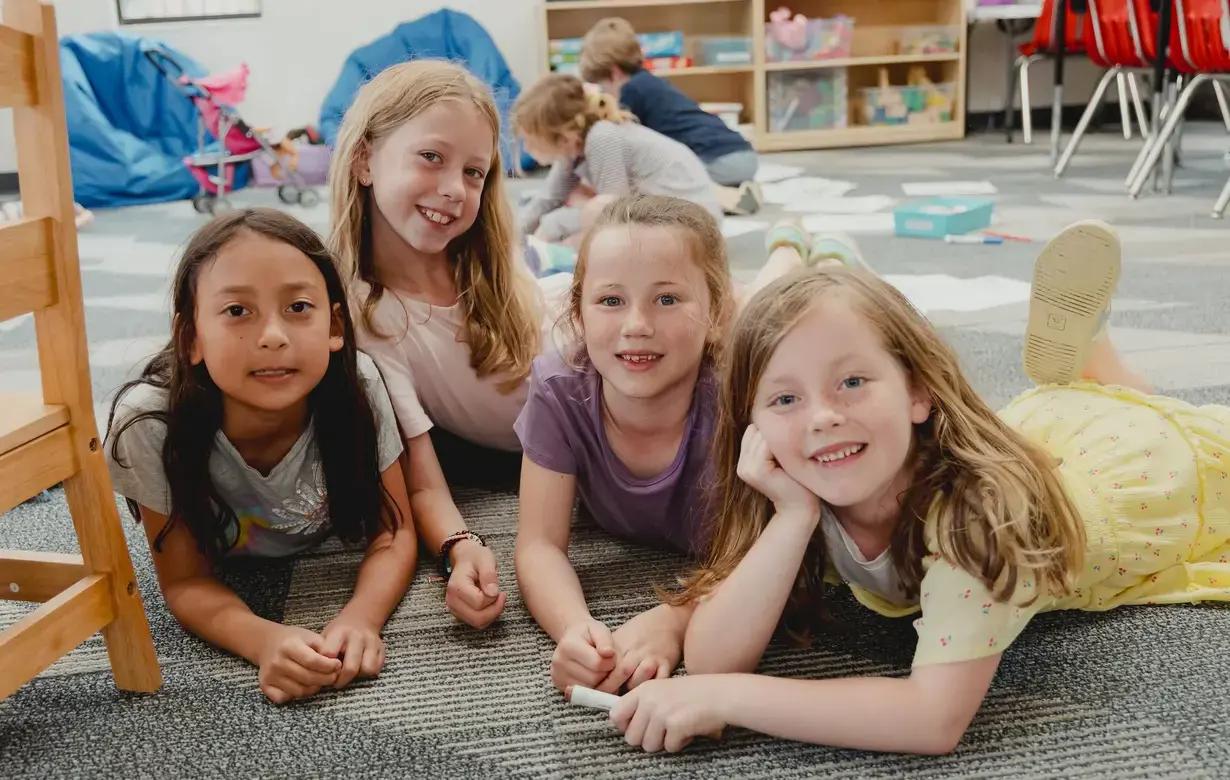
[565,685,621,711]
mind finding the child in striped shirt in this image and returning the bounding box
[512,73,722,257]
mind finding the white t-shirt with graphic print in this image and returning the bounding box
[105,352,403,557]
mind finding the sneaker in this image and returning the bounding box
[720,181,763,216]
[765,218,811,259]
[809,232,872,273]
[1023,220,1121,386]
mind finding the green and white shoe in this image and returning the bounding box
[1023,219,1121,386]
[809,232,873,273]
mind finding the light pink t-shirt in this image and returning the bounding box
[354,277,570,452]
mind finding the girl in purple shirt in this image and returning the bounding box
[513,193,733,696]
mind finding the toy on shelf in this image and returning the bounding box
[860,66,954,126]
[765,8,854,62]
[895,25,960,56]
[768,69,849,132]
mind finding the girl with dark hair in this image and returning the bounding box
[105,208,414,705]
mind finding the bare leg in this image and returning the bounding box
[1079,334,1155,394]
[738,220,809,309]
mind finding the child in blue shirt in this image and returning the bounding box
[580,17,762,216]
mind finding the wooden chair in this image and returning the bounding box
[0,0,161,700]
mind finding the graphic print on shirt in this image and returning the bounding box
[271,459,330,535]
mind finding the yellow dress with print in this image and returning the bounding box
[849,381,1230,667]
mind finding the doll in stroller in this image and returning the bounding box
[146,48,320,215]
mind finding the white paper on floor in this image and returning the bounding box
[802,213,895,233]
[882,273,1031,313]
[754,163,805,183]
[762,177,857,204]
[721,218,771,237]
[783,195,895,214]
[901,180,998,196]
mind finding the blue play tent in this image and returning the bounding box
[319,9,536,173]
[60,32,247,208]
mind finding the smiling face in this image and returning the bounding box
[579,223,712,402]
[190,231,343,415]
[750,295,931,517]
[362,100,494,256]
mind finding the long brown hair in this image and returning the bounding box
[511,72,634,149]
[328,59,538,391]
[106,208,399,562]
[561,192,733,368]
[668,267,1085,643]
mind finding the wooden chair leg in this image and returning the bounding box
[62,451,161,692]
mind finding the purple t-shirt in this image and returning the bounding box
[513,350,716,557]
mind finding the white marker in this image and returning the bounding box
[564,685,620,711]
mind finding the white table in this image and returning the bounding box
[966,2,1044,138]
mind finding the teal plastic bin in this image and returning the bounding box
[893,197,995,238]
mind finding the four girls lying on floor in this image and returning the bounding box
[102,56,1229,756]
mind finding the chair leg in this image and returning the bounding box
[1129,75,1209,197]
[1117,72,1132,139]
[1161,77,1187,193]
[1213,172,1230,218]
[1128,72,1150,140]
[1213,80,1230,133]
[60,434,161,692]
[1056,67,1120,178]
[1021,57,1036,144]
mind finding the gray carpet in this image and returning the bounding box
[3,126,1230,777]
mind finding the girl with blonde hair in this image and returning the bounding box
[328,59,564,631]
[512,73,721,256]
[604,221,1230,754]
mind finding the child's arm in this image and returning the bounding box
[611,654,1001,755]
[137,505,341,703]
[683,505,818,675]
[514,455,621,690]
[403,434,507,628]
[683,425,822,674]
[580,122,633,196]
[519,159,581,237]
[601,602,696,692]
[321,461,418,686]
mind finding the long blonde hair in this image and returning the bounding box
[511,73,634,149]
[328,59,538,391]
[669,268,1086,644]
[562,193,733,368]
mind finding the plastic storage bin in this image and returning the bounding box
[765,16,854,62]
[768,69,848,132]
[895,25,960,55]
[700,102,744,128]
[893,197,995,239]
[695,36,753,66]
[861,82,955,126]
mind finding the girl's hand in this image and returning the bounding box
[599,610,682,693]
[257,625,342,704]
[551,618,617,692]
[321,613,387,688]
[446,540,508,629]
[610,676,728,753]
[737,425,820,518]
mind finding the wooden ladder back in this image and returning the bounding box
[0,0,161,700]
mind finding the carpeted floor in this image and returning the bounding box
[2,127,1230,777]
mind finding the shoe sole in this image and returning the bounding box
[1023,220,1121,386]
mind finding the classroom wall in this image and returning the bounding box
[0,2,1108,175]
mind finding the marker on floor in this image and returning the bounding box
[944,234,1004,245]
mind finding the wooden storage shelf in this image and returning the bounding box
[540,0,967,152]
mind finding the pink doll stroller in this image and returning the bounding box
[146,48,320,214]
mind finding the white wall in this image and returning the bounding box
[1,2,1107,175]
[0,0,543,174]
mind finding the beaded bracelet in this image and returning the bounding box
[439,530,487,578]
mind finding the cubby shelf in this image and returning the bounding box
[541,0,968,152]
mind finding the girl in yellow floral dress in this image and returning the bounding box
[602,220,1229,756]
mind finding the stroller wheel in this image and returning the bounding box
[192,194,215,214]
[277,185,298,205]
[211,197,234,215]
[297,189,320,208]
